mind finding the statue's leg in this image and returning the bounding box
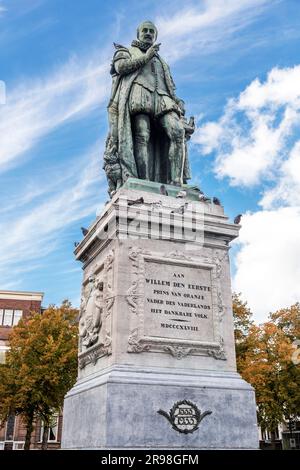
[133,114,151,180]
[159,112,185,185]
[108,105,118,145]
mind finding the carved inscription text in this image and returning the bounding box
[143,260,214,342]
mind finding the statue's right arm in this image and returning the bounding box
[114,50,150,76]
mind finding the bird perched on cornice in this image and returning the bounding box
[160,185,168,196]
[213,197,221,206]
[74,242,80,247]
[81,227,89,236]
[234,214,242,224]
[199,194,211,202]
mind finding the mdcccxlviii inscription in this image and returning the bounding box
[143,260,214,342]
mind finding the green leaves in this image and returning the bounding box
[0,301,79,448]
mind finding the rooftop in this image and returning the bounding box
[0,290,44,301]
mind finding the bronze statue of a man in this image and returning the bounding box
[104,21,193,195]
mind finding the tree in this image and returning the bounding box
[270,303,300,341]
[240,322,293,442]
[232,294,299,447]
[0,300,78,450]
[270,304,300,428]
[232,293,254,372]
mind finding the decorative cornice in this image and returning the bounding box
[207,338,226,361]
[166,250,192,261]
[128,329,151,353]
[164,345,195,359]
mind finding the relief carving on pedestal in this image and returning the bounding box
[103,249,115,354]
[79,275,103,349]
[78,249,114,369]
[164,345,195,359]
[211,249,228,358]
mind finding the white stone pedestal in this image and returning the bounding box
[61,180,259,449]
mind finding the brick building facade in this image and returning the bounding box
[0,290,63,450]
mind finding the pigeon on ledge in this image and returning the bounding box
[160,185,168,196]
[234,214,242,224]
[81,227,89,236]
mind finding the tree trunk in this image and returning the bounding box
[24,412,34,450]
[270,430,277,449]
[41,425,49,450]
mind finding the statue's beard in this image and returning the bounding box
[131,39,153,51]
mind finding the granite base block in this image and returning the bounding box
[62,366,259,449]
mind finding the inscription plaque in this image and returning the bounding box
[127,249,225,359]
[144,259,215,342]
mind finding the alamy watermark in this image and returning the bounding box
[93,196,205,250]
[0,80,6,105]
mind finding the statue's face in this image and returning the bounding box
[138,22,156,44]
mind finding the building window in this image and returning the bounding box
[0,309,23,327]
[0,345,9,364]
[12,442,25,450]
[3,309,13,326]
[13,310,22,326]
[40,415,59,442]
[5,414,15,441]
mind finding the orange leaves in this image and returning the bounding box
[233,294,300,432]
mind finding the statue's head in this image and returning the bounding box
[137,21,157,45]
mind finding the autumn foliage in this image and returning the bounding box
[233,295,300,442]
[0,300,78,449]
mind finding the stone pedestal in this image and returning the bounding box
[61,179,259,449]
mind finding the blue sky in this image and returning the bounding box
[1,0,300,322]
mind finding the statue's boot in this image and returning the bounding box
[135,141,151,180]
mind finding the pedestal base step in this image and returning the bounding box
[62,366,258,449]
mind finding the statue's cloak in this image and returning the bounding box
[108,44,183,184]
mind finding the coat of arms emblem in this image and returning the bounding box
[158,400,212,434]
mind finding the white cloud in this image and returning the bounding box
[260,140,300,208]
[194,63,300,321]
[0,0,285,300]
[0,2,6,16]
[0,0,276,174]
[0,144,106,286]
[194,64,300,186]
[193,122,223,155]
[238,66,300,109]
[0,56,109,172]
[233,208,300,323]
[156,0,275,62]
